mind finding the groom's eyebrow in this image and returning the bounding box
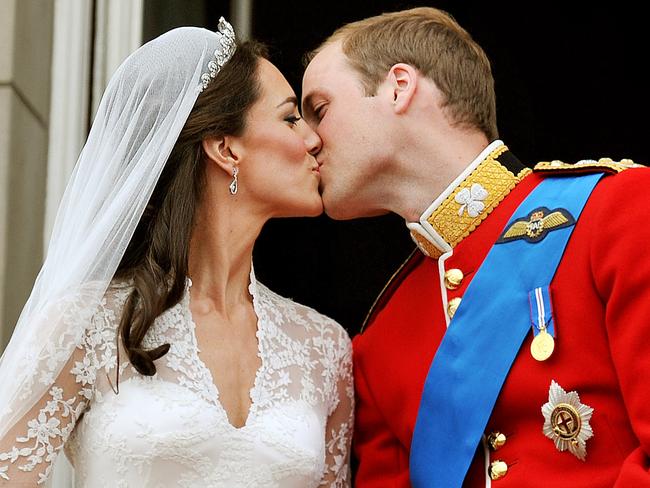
[276,96,298,108]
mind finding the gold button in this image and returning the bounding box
[444,269,464,290]
[487,431,507,450]
[447,297,461,318]
[598,157,613,164]
[488,460,508,480]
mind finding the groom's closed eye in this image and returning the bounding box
[312,104,327,122]
[302,92,327,127]
[304,103,326,128]
[301,97,316,125]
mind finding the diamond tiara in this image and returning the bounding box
[199,17,237,92]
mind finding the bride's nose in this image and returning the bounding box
[302,124,322,156]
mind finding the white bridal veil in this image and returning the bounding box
[0,18,236,455]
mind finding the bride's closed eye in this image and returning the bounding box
[284,114,302,127]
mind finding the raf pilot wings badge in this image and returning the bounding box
[496,207,575,244]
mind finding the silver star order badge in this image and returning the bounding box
[541,380,594,461]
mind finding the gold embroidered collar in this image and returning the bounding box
[407,141,531,259]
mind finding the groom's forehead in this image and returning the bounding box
[303,45,356,96]
[304,42,346,82]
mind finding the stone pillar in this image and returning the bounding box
[0,0,54,350]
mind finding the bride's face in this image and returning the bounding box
[236,59,323,218]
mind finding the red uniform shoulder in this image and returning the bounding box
[360,248,421,334]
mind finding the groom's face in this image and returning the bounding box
[302,42,387,219]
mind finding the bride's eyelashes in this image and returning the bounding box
[284,114,302,127]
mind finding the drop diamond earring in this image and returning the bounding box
[229,166,239,195]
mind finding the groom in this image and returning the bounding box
[302,7,650,487]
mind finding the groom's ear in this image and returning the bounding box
[387,63,418,114]
[202,136,241,175]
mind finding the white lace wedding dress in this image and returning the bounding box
[0,269,353,487]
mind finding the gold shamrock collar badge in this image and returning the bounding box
[407,141,531,258]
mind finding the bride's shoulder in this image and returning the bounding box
[64,278,133,330]
[42,279,130,317]
[104,277,134,302]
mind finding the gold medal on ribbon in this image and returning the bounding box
[529,286,556,361]
[531,329,555,361]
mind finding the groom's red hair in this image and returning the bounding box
[306,7,498,141]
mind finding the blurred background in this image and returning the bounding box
[0,0,647,353]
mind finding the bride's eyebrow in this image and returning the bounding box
[276,96,298,109]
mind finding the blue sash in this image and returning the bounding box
[409,174,603,487]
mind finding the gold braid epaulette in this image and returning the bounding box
[534,157,643,175]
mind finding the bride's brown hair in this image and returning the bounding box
[114,40,268,376]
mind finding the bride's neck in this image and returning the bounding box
[188,189,266,312]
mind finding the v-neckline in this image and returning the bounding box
[184,267,265,431]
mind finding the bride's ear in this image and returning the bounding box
[202,136,241,175]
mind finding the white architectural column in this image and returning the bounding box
[44,0,94,244]
[91,0,144,116]
[41,5,94,484]
[44,4,144,483]
[46,0,144,245]
[45,0,144,243]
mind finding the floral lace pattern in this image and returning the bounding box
[0,270,353,487]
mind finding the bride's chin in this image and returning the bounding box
[301,196,324,217]
[306,198,324,217]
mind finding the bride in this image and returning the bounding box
[0,18,352,487]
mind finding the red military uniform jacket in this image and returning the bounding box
[353,141,650,487]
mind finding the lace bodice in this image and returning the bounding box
[0,271,353,487]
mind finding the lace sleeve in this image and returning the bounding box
[0,299,116,485]
[320,327,354,488]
